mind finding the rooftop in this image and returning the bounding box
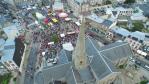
[102,20,113,28]
[1,40,15,63]
[3,25,19,40]
[87,14,104,24]
[1,24,20,64]
[130,31,149,41]
[35,37,133,84]
[112,27,131,37]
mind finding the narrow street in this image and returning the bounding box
[24,42,40,84]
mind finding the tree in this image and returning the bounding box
[140,80,148,84]
[105,0,112,5]
[51,34,59,43]
[131,21,144,32]
[0,73,12,84]
[124,0,135,4]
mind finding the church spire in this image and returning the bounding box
[72,16,88,70]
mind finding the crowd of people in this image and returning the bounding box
[32,11,80,67]
[16,5,80,69]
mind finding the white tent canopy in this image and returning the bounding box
[35,12,45,19]
[75,22,81,26]
[58,12,68,18]
[42,52,46,56]
[67,31,75,35]
[65,18,71,21]
[48,42,54,45]
[62,42,74,51]
[60,33,65,37]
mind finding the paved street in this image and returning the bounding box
[135,57,149,71]
[24,42,40,84]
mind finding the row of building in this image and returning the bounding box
[0,24,25,72]
[82,4,149,55]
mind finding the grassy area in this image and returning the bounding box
[117,21,149,33]
[131,21,144,32]
[117,22,128,29]
[0,73,12,84]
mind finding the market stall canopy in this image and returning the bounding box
[35,20,39,24]
[36,12,45,19]
[60,33,65,37]
[58,12,68,18]
[44,18,49,24]
[75,22,81,26]
[67,31,75,35]
[42,52,46,56]
[62,42,74,51]
[48,42,54,45]
[65,18,71,21]
[52,18,58,23]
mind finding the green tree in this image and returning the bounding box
[124,0,135,4]
[105,0,112,5]
[131,21,144,32]
[51,34,59,43]
[140,80,148,84]
[0,73,12,84]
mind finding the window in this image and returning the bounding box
[9,61,12,63]
[11,64,15,66]
[4,62,10,67]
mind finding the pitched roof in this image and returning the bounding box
[87,14,104,24]
[99,42,133,62]
[1,40,15,63]
[102,20,113,28]
[112,27,131,37]
[65,67,77,84]
[36,63,71,84]
[90,55,117,80]
[86,37,118,79]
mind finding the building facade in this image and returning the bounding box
[0,24,25,71]
[124,36,142,51]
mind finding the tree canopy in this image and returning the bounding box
[0,73,12,84]
[124,0,135,4]
[132,21,144,32]
[105,0,112,5]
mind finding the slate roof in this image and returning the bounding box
[78,66,94,82]
[102,20,113,28]
[58,50,69,64]
[1,40,15,63]
[65,67,77,84]
[130,31,148,41]
[99,42,133,62]
[35,37,133,84]
[41,63,71,84]
[86,37,118,79]
[90,55,116,80]
[112,27,131,37]
[112,11,118,16]
[87,14,104,24]
[139,4,149,17]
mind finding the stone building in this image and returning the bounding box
[35,16,133,84]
